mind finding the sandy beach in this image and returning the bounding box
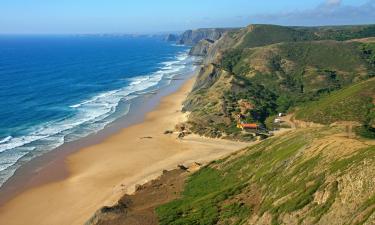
[0,76,248,225]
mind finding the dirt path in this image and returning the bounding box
[281,114,324,129]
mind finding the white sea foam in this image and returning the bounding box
[0,136,12,144]
[0,147,35,172]
[0,52,197,188]
[0,50,196,187]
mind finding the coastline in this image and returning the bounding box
[0,74,248,225]
[0,71,195,205]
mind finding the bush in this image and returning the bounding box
[355,125,375,139]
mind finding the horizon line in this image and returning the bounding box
[0,23,374,36]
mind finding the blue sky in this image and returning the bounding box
[0,0,374,34]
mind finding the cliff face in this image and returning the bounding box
[178,28,237,45]
[164,34,179,42]
[188,39,214,56]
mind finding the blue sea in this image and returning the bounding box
[0,35,194,187]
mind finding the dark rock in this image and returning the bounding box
[164,130,174,135]
[164,34,179,42]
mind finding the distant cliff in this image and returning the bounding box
[163,28,239,56]
[188,39,214,56]
[177,28,237,45]
[164,34,179,42]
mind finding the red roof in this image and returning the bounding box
[240,123,258,129]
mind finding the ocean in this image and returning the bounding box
[0,35,194,187]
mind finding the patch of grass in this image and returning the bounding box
[238,25,316,49]
[330,146,375,173]
[350,194,375,225]
[265,115,277,130]
[156,167,246,225]
[183,167,231,198]
[295,78,375,125]
[278,174,325,212]
[311,181,339,223]
[220,203,252,225]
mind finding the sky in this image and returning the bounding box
[0,0,374,34]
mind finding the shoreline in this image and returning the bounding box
[0,74,248,225]
[0,71,194,206]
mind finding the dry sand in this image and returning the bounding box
[0,77,248,225]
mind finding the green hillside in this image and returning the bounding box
[237,25,316,49]
[184,29,375,139]
[295,78,375,138]
[236,24,375,49]
[157,127,375,225]
[162,24,375,224]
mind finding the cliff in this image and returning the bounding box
[164,34,179,42]
[189,38,214,56]
[177,28,237,45]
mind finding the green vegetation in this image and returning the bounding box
[163,24,375,224]
[295,78,375,138]
[355,125,375,139]
[352,194,375,225]
[330,146,375,174]
[310,181,339,223]
[238,25,316,49]
[157,128,375,224]
[238,24,375,49]
[185,24,375,139]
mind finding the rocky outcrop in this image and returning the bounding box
[178,28,237,45]
[189,39,214,56]
[85,168,189,225]
[164,34,179,42]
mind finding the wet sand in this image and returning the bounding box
[0,77,248,225]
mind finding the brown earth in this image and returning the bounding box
[85,167,190,225]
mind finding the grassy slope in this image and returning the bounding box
[238,24,375,49]
[157,127,375,225]
[155,25,375,224]
[185,33,375,138]
[232,41,370,91]
[295,78,375,125]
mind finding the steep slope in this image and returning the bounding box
[157,126,375,225]
[295,78,375,138]
[178,28,238,45]
[189,39,215,56]
[164,34,179,42]
[182,25,375,139]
